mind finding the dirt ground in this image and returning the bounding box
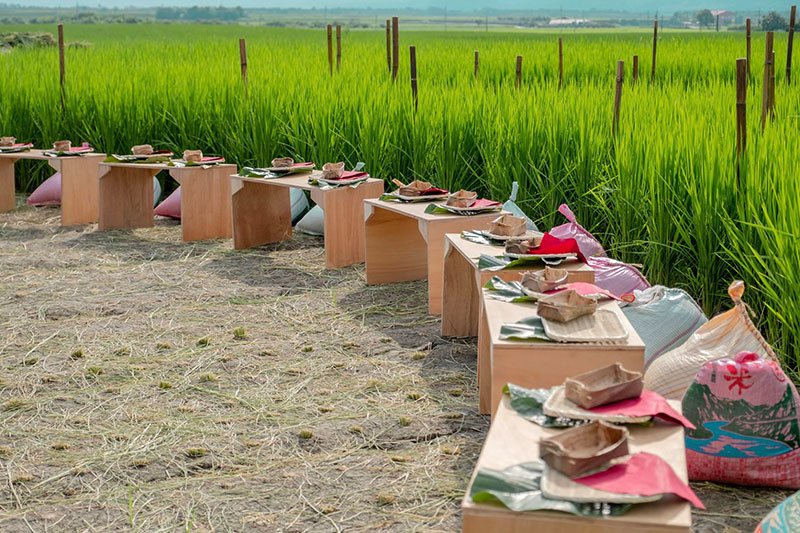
[0,201,794,532]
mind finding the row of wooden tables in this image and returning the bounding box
[1,154,692,531]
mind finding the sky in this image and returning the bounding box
[10,1,788,12]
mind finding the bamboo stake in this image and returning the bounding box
[558,38,563,90]
[336,25,341,72]
[474,50,479,80]
[515,55,522,89]
[651,20,658,83]
[633,55,639,86]
[385,20,391,73]
[736,58,747,156]
[788,6,796,84]
[58,24,65,111]
[239,38,247,92]
[770,50,776,119]
[613,60,624,136]
[746,19,752,80]
[327,25,333,76]
[410,46,418,112]
[761,32,774,133]
[392,17,399,82]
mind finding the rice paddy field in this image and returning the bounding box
[1,21,800,532]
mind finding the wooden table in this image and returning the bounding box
[462,396,691,533]
[98,162,236,241]
[364,199,506,315]
[0,150,105,226]
[442,234,596,338]
[230,173,384,269]
[479,292,645,415]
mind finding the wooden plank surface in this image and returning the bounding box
[321,179,384,268]
[97,165,158,230]
[234,172,382,193]
[365,203,428,284]
[230,177,292,250]
[364,197,507,223]
[172,164,236,242]
[0,158,17,213]
[58,155,104,226]
[462,396,691,532]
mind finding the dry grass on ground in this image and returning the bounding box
[0,201,793,532]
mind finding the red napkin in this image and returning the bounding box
[546,282,621,301]
[574,452,705,509]
[527,233,586,262]
[200,157,224,162]
[10,143,33,148]
[327,171,368,181]
[471,198,502,208]
[292,162,314,167]
[421,187,449,196]
[587,390,695,429]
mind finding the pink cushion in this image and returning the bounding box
[154,186,181,219]
[26,173,61,206]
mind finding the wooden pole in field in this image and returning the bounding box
[716,14,720,32]
[392,17,399,82]
[558,38,563,90]
[761,32,774,132]
[474,50,479,80]
[613,61,624,137]
[239,38,248,93]
[746,19,751,80]
[410,46,418,112]
[327,25,333,76]
[736,58,747,156]
[515,55,522,88]
[736,58,747,187]
[633,55,639,86]
[58,24,65,111]
[770,50,777,119]
[385,20,391,73]
[787,6,796,84]
[336,25,341,72]
[651,20,658,83]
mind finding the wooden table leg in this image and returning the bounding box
[317,180,384,269]
[365,204,427,285]
[441,242,480,337]
[478,305,492,415]
[0,159,17,213]
[230,177,291,250]
[98,166,157,230]
[172,166,233,242]
[58,156,102,226]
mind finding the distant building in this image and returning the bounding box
[710,10,735,26]
[548,18,589,26]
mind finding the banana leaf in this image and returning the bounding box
[309,176,369,190]
[0,146,32,154]
[479,253,567,271]
[499,316,551,342]
[105,154,171,164]
[461,230,507,246]
[503,383,584,428]
[484,276,538,304]
[470,461,631,517]
[424,203,498,216]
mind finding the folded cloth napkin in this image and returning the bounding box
[419,187,448,196]
[527,233,586,262]
[471,198,502,208]
[545,282,623,301]
[587,389,695,429]
[574,452,705,508]
[325,170,368,181]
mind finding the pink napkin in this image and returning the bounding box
[587,390,695,429]
[200,157,224,162]
[526,233,587,262]
[546,282,621,301]
[328,171,368,181]
[574,452,705,509]
[471,198,501,208]
[292,162,314,167]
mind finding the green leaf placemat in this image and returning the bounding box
[503,383,584,428]
[499,316,551,342]
[470,461,631,517]
[479,253,571,271]
[484,276,538,304]
[105,154,171,164]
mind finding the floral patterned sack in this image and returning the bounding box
[682,352,800,488]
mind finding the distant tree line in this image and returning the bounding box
[155,6,245,22]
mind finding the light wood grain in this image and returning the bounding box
[365,204,428,284]
[98,165,157,230]
[171,164,235,242]
[57,154,104,226]
[321,179,384,268]
[0,158,17,213]
[230,177,292,250]
[482,293,645,416]
[462,396,691,532]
